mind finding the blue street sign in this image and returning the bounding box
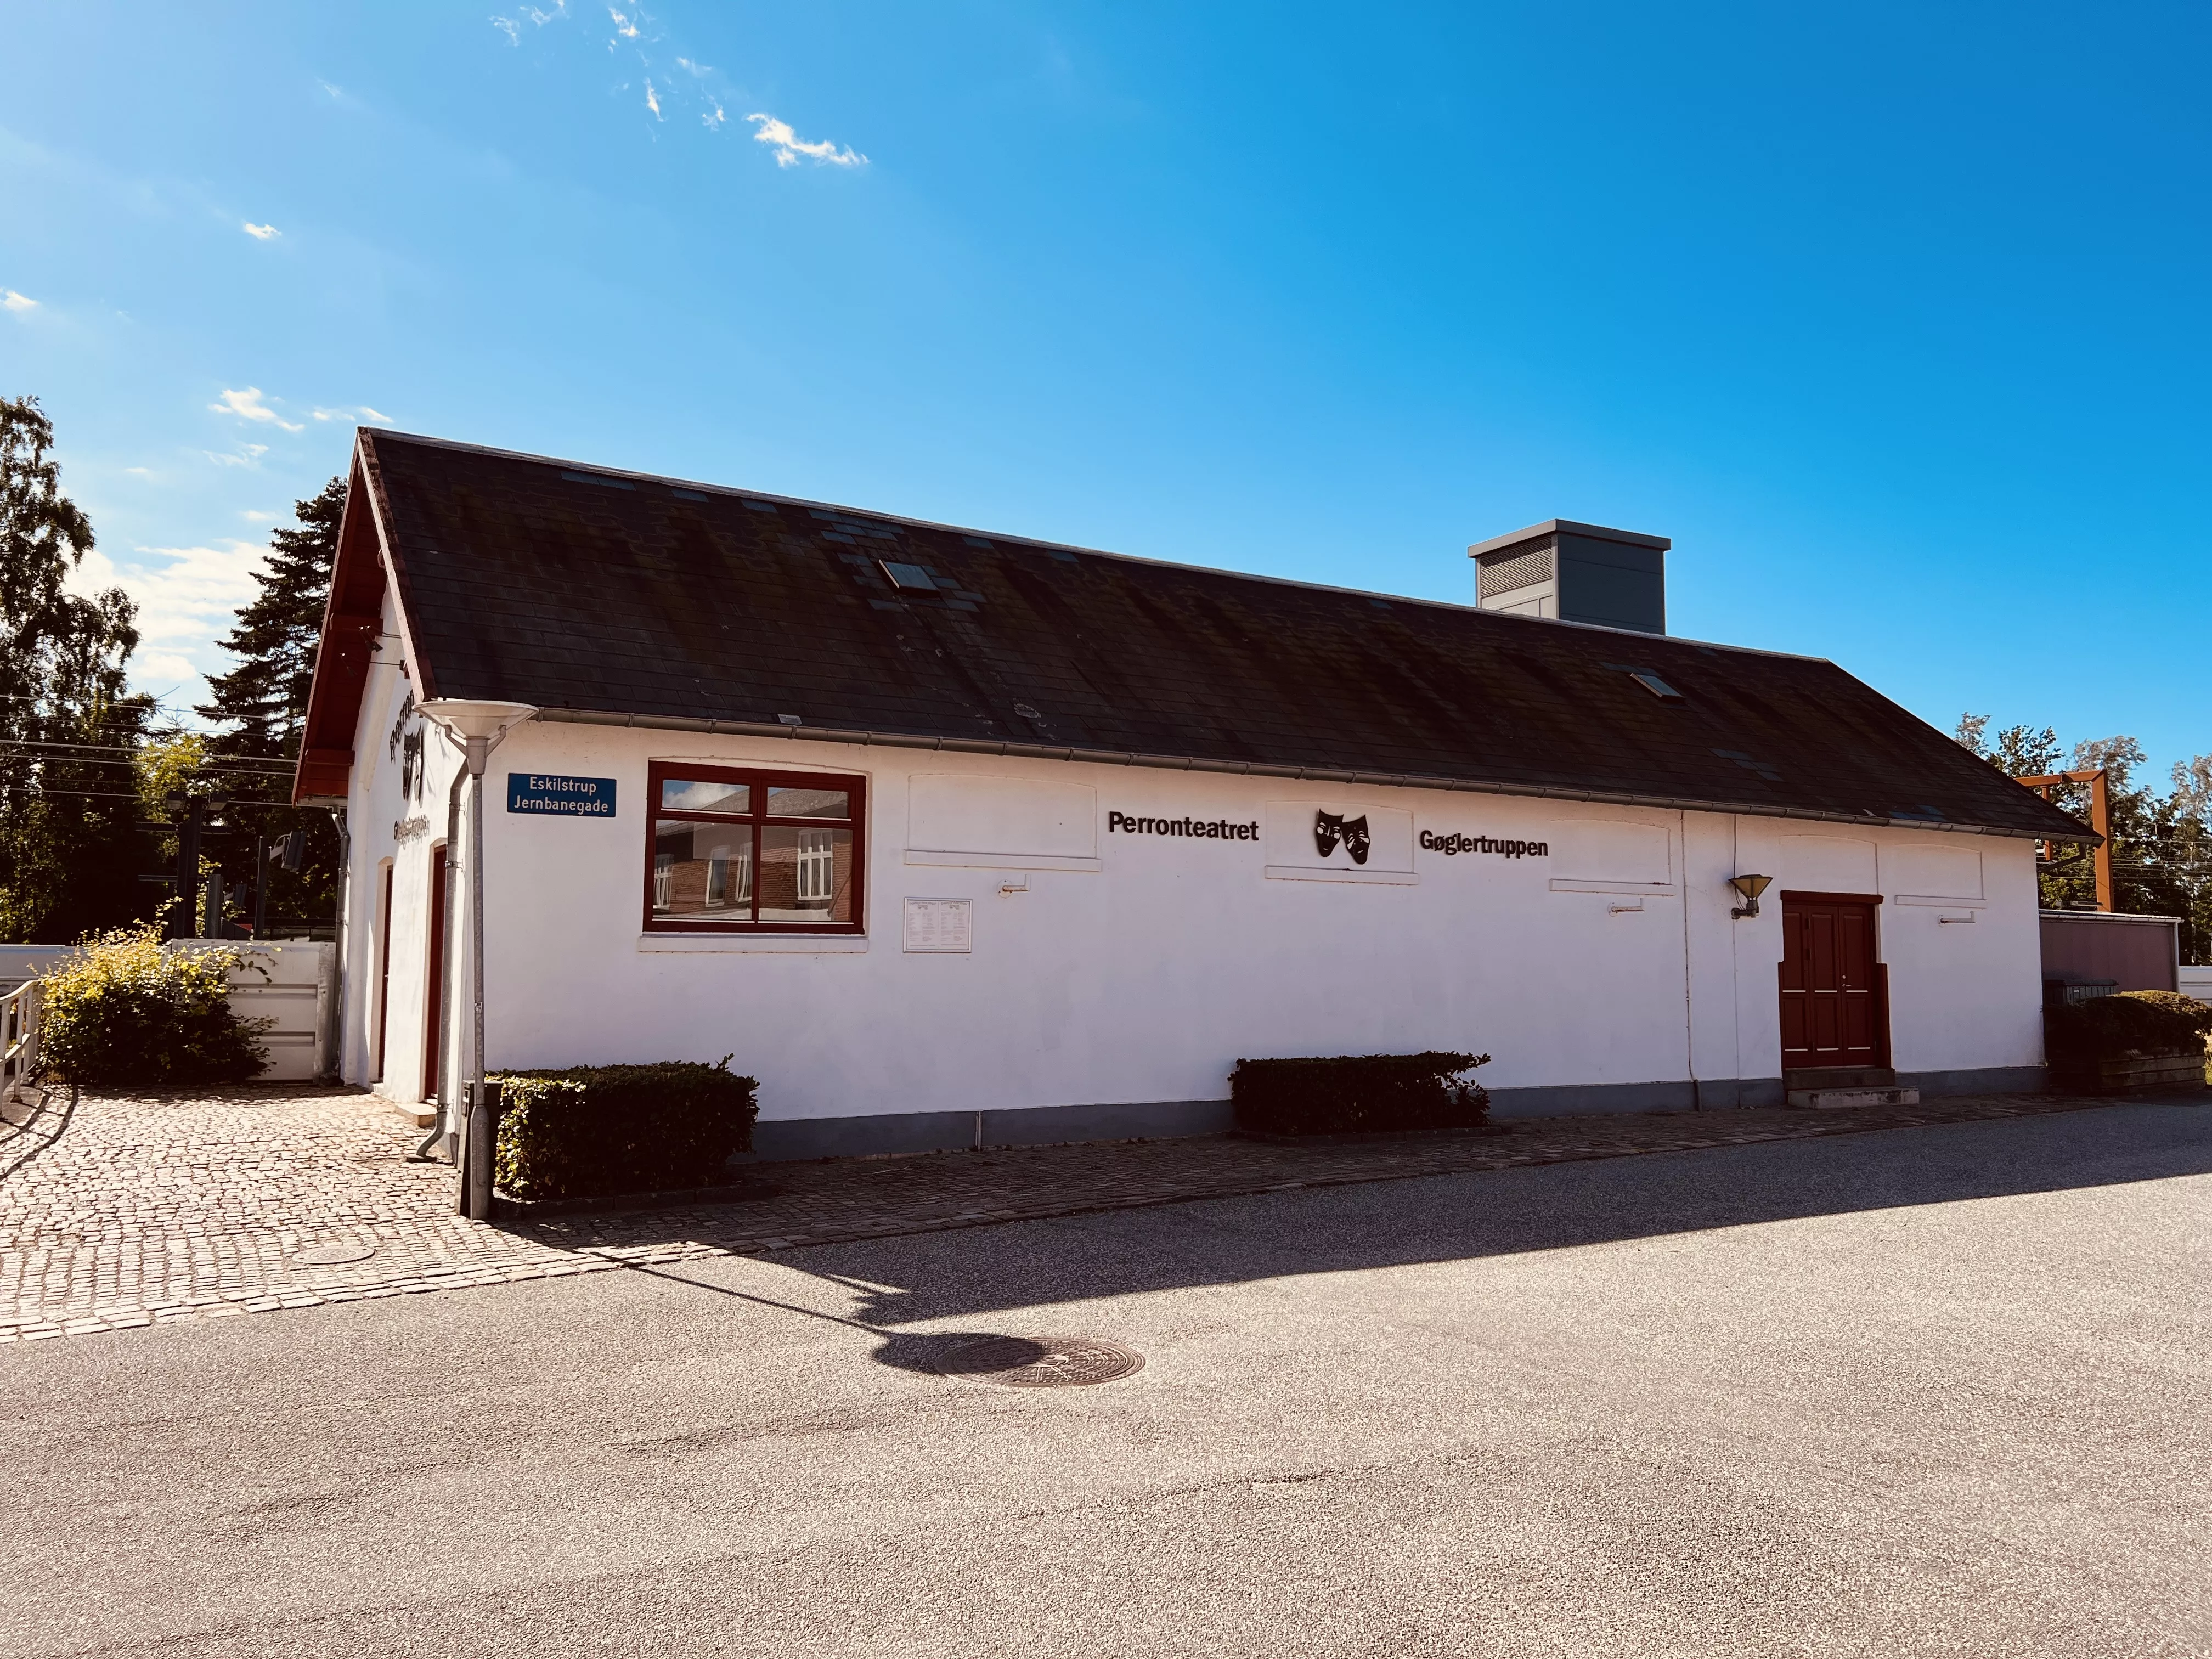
[507,773,618,818]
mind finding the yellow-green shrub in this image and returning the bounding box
[39,924,269,1088]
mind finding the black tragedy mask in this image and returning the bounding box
[1314,811,1372,865]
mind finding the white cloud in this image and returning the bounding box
[241,510,275,522]
[746,114,866,169]
[703,101,726,130]
[645,78,661,117]
[139,651,200,685]
[311,404,393,425]
[490,3,571,44]
[67,540,268,653]
[242,221,280,240]
[2,289,36,312]
[204,444,270,467]
[124,466,155,478]
[211,386,304,432]
[608,5,639,40]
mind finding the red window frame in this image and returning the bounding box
[643,761,867,934]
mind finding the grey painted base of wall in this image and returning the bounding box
[749,1099,1237,1162]
[744,1065,2051,1162]
[1485,1080,1784,1118]
[1899,1064,2046,1097]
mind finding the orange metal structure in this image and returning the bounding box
[2015,770,2113,912]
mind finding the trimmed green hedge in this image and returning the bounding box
[2046,991,2212,1065]
[1231,1051,1492,1137]
[490,1059,759,1201]
[39,924,269,1088]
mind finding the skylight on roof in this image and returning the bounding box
[1629,670,1682,701]
[881,560,937,592]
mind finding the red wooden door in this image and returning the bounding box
[374,864,394,1083]
[1779,894,1886,1069]
[422,845,447,1102]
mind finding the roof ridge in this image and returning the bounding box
[358,427,1824,665]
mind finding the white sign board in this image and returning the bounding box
[902,898,974,953]
[907,775,1099,869]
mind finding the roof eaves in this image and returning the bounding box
[532,706,2096,843]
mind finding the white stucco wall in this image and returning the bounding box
[335,697,2047,1125]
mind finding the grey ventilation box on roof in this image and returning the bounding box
[1468,519,1669,635]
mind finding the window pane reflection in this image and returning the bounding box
[758,825,854,922]
[765,785,849,820]
[652,820,755,921]
[660,777,751,815]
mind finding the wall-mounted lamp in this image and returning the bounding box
[1728,873,1773,919]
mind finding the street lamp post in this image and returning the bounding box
[414,699,538,1221]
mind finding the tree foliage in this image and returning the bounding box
[1956,713,2212,962]
[0,395,151,943]
[194,475,346,937]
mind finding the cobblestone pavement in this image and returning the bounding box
[2,1079,2202,1343]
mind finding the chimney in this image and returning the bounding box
[1468,520,1670,635]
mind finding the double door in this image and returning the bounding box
[1778,893,1887,1071]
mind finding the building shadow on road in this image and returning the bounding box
[526,1102,2211,1362]
[786,1104,2212,1334]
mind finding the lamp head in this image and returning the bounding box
[416,699,539,742]
[1728,872,1773,919]
[417,698,539,777]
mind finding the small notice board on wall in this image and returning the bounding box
[903,898,973,953]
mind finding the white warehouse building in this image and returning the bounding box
[294,431,2092,1158]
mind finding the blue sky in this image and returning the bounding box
[4,2,2205,777]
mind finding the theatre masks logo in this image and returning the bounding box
[1313,810,1372,865]
[1265,800,1415,882]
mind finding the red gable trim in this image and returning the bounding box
[291,433,433,804]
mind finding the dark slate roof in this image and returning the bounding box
[338,430,2090,842]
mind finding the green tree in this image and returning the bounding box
[0,395,151,943]
[193,475,346,936]
[1956,712,2212,960]
[197,476,344,754]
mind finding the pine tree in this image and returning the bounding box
[198,475,346,759]
[194,475,347,937]
[0,394,150,943]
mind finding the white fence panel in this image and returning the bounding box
[6,940,336,1082]
[171,941,336,1082]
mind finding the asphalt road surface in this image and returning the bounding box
[7,1103,2208,1658]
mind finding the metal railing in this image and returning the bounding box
[3,978,43,1106]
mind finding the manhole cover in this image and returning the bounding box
[288,1243,377,1267]
[933,1335,1145,1388]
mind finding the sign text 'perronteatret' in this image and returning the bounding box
[1108,811,1258,841]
